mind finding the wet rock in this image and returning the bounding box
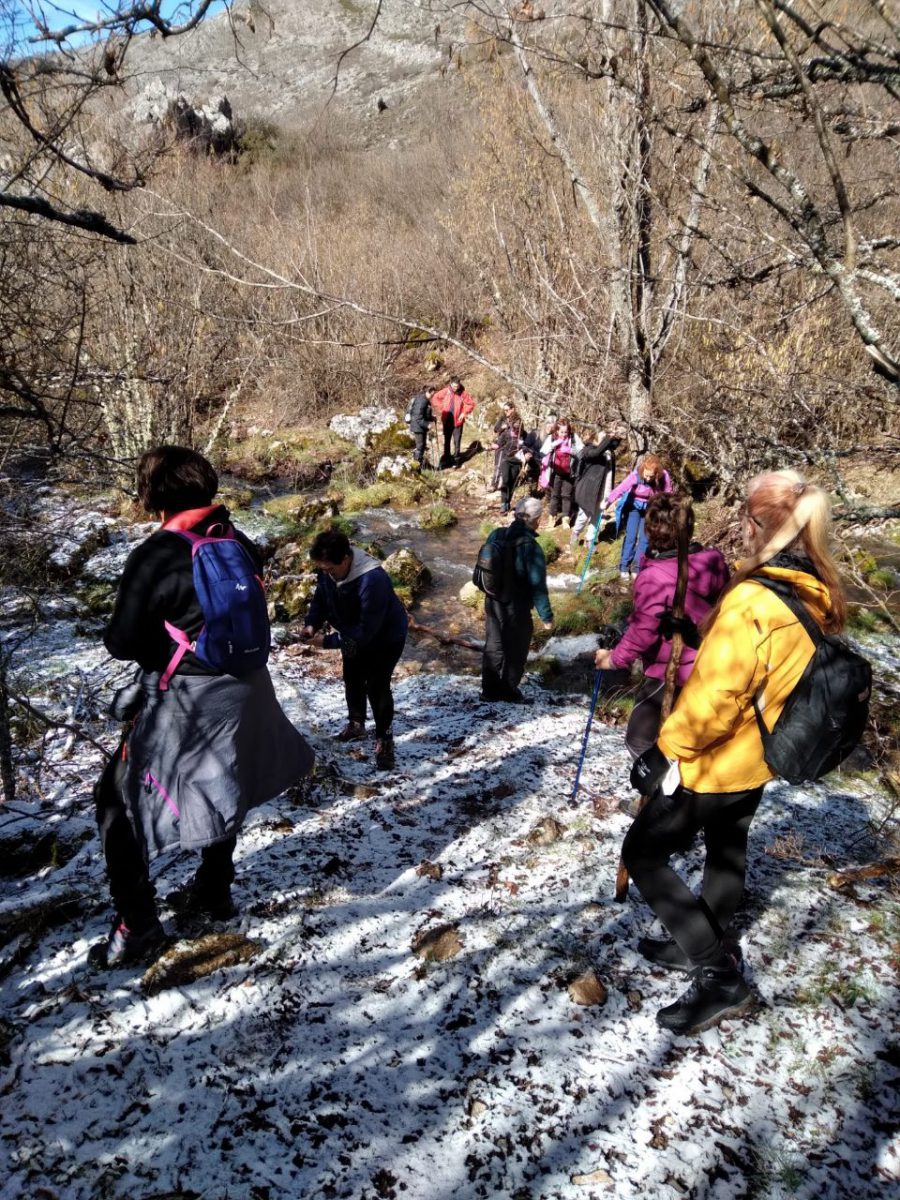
[567,968,607,1006]
[412,922,463,962]
[267,574,316,622]
[383,548,431,602]
[264,495,339,527]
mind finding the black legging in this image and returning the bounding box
[622,784,764,966]
[481,597,533,699]
[441,412,463,463]
[498,458,521,513]
[342,640,405,736]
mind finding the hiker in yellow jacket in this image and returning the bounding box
[623,469,847,1035]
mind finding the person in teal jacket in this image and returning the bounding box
[480,497,554,704]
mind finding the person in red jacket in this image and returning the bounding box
[431,376,476,468]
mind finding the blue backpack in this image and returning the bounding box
[160,526,270,691]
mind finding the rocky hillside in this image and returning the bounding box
[122,0,471,138]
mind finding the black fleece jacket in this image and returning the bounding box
[104,505,263,675]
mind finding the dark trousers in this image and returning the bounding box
[441,412,462,464]
[549,471,575,520]
[482,598,532,699]
[624,678,681,760]
[622,784,764,965]
[498,459,521,513]
[342,640,405,736]
[413,430,428,466]
[94,744,237,932]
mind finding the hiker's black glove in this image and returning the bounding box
[630,744,673,798]
[657,609,701,650]
[597,623,624,650]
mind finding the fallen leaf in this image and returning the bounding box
[568,969,607,1007]
[412,923,463,962]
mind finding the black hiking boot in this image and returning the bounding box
[638,936,744,974]
[656,960,752,1034]
[88,916,167,970]
[374,733,395,771]
[335,719,366,742]
[506,690,533,706]
[166,879,238,922]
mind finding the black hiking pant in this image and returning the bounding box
[624,679,682,761]
[548,471,575,521]
[342,639,405,737]
[622,784,764,965]
[441,412,463,466]
[413,430,428,467]
[482,598,533,699]
[94,742,236,932]
[498,459,521,514]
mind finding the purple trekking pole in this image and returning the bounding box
[570,669,604,804]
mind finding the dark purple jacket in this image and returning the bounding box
[609,545,729,685]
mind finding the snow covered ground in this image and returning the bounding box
[1,625,898,1199]
[1,490,898,1199]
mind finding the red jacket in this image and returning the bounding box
[432,385,475,427]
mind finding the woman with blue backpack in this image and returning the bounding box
[602,453,673,580]
[89,446,314,970]
[622,470,849,1035]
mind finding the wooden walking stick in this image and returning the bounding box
[614,495,693,902]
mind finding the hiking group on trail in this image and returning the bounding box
[88,426,871,1039]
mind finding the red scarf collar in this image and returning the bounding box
[160,505,220,532]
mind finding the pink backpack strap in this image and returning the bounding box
[159,620,194,692]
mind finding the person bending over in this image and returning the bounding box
[303,529,408,770]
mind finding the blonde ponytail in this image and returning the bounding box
[701,471,846,635]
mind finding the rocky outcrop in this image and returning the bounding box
[131,81,238,157]
[329,407,400,450]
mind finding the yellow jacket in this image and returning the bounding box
[657,564,832,794]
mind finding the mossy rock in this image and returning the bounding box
[78,582,116,617]
[459,580,483,609]
[368,422,416,458]
[384,547,431,603]
[264,494,340,527]
[419,503,458,531]
[267,573,316,622]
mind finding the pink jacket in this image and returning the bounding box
[609,546,729,685]
[605,468,673,510]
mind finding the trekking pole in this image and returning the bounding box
[577,513,606,595]
[570,669,604,804]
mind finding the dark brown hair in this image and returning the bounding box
[310,529,351,564]
[644,493,693,552]
[136,445,218,515]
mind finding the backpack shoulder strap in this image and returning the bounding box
[751,576,822,646]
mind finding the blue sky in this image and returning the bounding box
[9,1,228,51]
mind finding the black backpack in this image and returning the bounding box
[751,579,872,784]
[472,530,525,603]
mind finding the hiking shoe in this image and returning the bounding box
[656,962,752,1034]
[639,936,744,974]
[619,571,632,582]
[88,917,167,970]
[507,690,533,706]
[374,734,395,771]
[335,720,366,742]
[166,880,237,922]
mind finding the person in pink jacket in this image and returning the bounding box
[595,493,728,759]
[603,453,674,579]
[431,376,476,468]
